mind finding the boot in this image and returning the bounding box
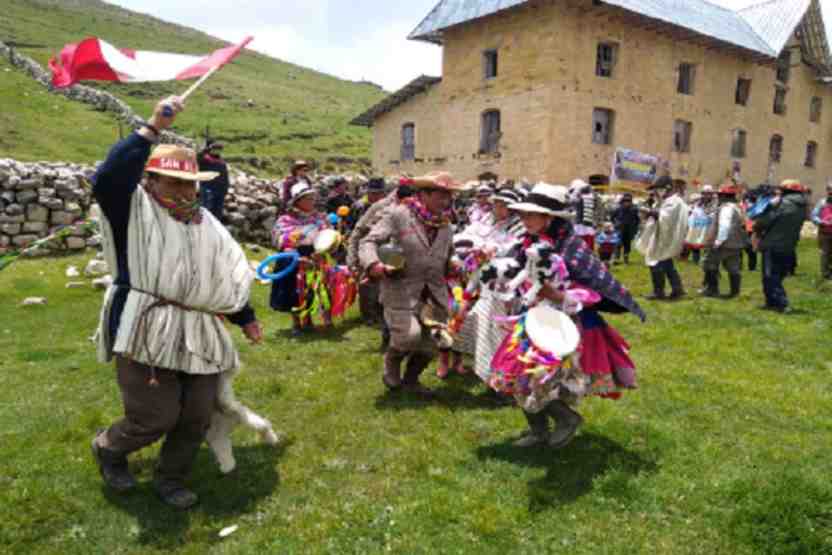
[726,274,741,299]
[546,401,583,448]
[153,478,199,510]
[645,268,666,300]
[383,348,406,390]
[699,270,719,297]
[402,352,433,395]
[513,410,549,447]
[667,265,686,300]
[91,432,137,493]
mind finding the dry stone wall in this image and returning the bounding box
[0,158,322,256]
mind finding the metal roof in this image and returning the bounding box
[351,75,442,127]
[408,0,825,61]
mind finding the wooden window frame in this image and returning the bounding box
[401,123,416,162]
[677,63,696,95]
[673,119,692,153]
[592,108,614,145]
[483,49,498,80]
[480,110,502,154]
[595,42,618,78]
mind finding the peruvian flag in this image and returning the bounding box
[49,36,253,88]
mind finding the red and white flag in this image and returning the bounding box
[49,36,253,88]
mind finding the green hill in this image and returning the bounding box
[0,0,386,174]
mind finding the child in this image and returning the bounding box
[596,222,620,265]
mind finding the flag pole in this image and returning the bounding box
[162,65,221,117]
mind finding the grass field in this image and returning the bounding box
[1,244,831,554]
[0,0,385,174]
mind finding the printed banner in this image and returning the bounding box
[610,148,662,192]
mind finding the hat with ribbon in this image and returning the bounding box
[508,183,571,217]
[492,188,522,205]
[145,144,219,182]
[411,171,467,193]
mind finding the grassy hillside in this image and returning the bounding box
[0,0,386,174]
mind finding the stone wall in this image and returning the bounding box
[0,40,193,147]
[0,158,349,255]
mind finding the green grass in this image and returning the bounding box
[1,244,831,554]
[0,0,385,174]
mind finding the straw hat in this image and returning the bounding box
[780,179,804,192]
[145,144,219,181]
[411,171,467,193]
[509,182,571,217]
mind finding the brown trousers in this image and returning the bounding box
[105,357,218,483]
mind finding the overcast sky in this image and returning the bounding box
[107,0,828,92]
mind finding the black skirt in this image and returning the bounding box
[269,257,299,312]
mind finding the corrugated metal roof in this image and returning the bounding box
[738,0,812,55]
[408,0,527,43]
[408,0,823,61]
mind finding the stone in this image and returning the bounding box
[22,222,48,233]
[17,178,41,190]
[66,266,81,278]
[86,235,102,248]
[84,259,109,277]
[0,191,14,204]
[0,235,9,247]
[15,190,37,204]
[92,275,113,290]
[37,187,56,198]
[40,197,63,211]
[12,234,38,247]
[51,211,75,225]
[2,175,20,190]
[5,203,23,216]
[1,223,21,235]
[0,214,24,224]
[26,204,49,222]
[66,236,86,250]
[65,282,86,289]
[21,297,47,306]
[64,202,82,215]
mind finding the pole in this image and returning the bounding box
[161,65,222,117]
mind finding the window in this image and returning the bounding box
[773,88,787,115]
[592,108,614,145]
[805,141,818,167]
[401,123,415,161]
[483,49,498,80]
[735,78,751,106]
[677,63,695,95]
[810,96,822,123]
[595,43,618,78]
[480,110,501,154]
[673,120,692,153]
[731,129,747,158]
[769,135,783,164]
[776,50,791,83]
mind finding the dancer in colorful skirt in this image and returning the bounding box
[478,183,645,448]
[270,182,334,335]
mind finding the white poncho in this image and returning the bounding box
[636,194,689,267]
[96,187,254,374]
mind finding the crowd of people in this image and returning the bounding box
[87,96,829,510]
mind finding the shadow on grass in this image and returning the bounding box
[270,317,366,344]
[102,444,284,549]
[476,431,658,512]
[374,385,513,412]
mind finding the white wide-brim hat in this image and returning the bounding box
[509,182,572,217]
[525,304,580,358]
[289,182,317,205]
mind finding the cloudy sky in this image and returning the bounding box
[107,0,828,92]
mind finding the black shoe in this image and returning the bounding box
[668,290,687,301]
[645,292,666,301]
[154,479,199,510]
[91,432,136,493]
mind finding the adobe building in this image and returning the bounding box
[352,0,832,195]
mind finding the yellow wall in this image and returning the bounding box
[371,0,831,196]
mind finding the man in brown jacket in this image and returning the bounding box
[359,172,463,394]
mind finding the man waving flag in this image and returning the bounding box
[49,36,253,88]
